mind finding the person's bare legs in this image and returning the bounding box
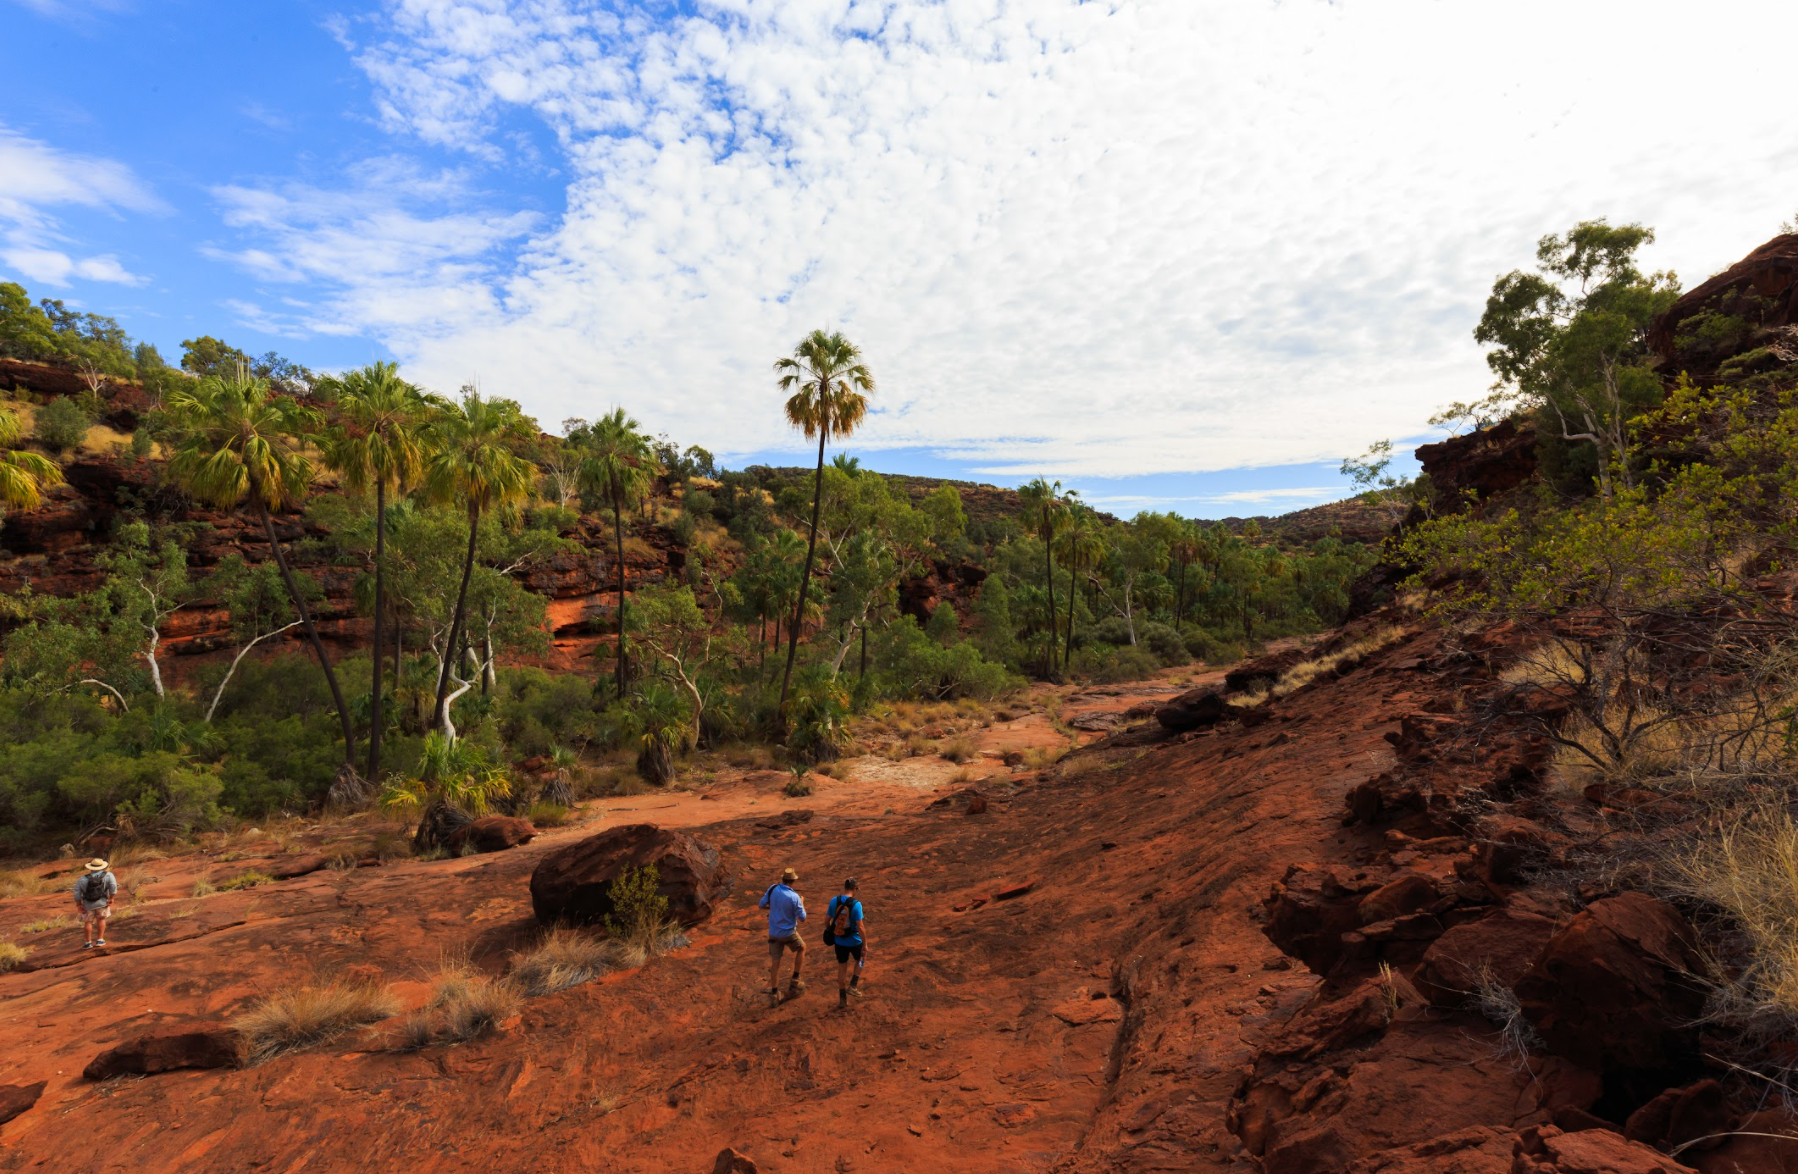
[81,907,95,946]
[767,946,784,995]
[788,938,805,986]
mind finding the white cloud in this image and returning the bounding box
[206,158,538,337]
[212,0,1798,476]
[0,125,161,287]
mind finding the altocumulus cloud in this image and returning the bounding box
[215,0,1798,476]
[0,125,163,288]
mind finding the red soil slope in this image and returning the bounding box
[1,626,1788,1172]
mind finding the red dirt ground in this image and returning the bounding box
[0,630,1674,1173]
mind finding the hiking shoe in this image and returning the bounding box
[767,988,780,1009]
[838,989,849,1009]
[83,941,95,950]
[94,939,106,947]
[787,978,806,995]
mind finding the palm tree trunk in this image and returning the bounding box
[432,505,481,732]
[859,622,868,681]
[1043,540,1058,678]
[368,479,386,781]
[614,499,628,701]
[255,496,356,769]
[777,427,828,724]
[1065,564,1077,669]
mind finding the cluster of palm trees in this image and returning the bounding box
[155,363,547,796]
[1019,477,1113,679]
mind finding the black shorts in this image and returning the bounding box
[834,942,864,964]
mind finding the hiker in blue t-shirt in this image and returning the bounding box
[759,867,807,1007]
[825,877,868,1009]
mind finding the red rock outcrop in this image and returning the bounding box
[529,823,728,927]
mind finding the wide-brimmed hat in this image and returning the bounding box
[83,859,109,873]
[781,867,799,883]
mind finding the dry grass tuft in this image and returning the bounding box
[939,736,977,764]
[0,869,61,899]
[0,938,29,973]
[235,976,400,1063]
[191,878,217,898]
[526,801,573,828]
[20,916,75,934]
[1548,702,1686,792]
[510,928,615,997]
[1670,806,1798,1030]
[1258,626,1405,703]
[904,734,937,758]
[1021,745,1067,772]
[399,959,522,1047]
[215,869,275,892]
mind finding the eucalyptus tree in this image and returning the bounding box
[773,329,873,721]
[165,366,360,789]
[421,388,537,734]
[319,360,429,778]
[1018,477,1070,676]
[575,407,657,701]
[0,405,63,512]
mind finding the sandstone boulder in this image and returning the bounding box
[1515,893,1706,1073]
[83,1026,243,1080]
[445,815,538,855]
[531,823,726,927]
[711,1147,759,1174]
[1623,1079,1731,1154]
[0,1081,45,1129]
[1358,874,1440,925]
[1415,909,1558,1009]
[267,853,330,880]
[1156,687,1229,731]
[1509,1124,1696,1174]
[1264,865,1372,974]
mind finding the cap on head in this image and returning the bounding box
[843,877,858,891]
[84,859,109,873]
[781,867,799,883]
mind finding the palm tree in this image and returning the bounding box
[319,361,427,781]
[165,366,361,790]
[774,329,873,723]
[1170,524,1202,628]
[0,407,63,513]
[1053,503,1106,670]
[421,389,536,734]
[1018,477,1069,677]
[575,407,656,701]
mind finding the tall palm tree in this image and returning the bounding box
[1018,477,1069,677]
[319,361,428,781]
[575,407,656,702]
[774,329,873,722]
[1053,502,1106,670]
[165,366,360,787]
[0,406,63,511]
[1170,524,1202,628]
[421,389,536,734]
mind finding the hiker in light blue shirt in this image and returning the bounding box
[759,867,807,1007]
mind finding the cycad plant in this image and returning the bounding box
[576,408,656,701]
[628,680,689,785]
[773,329,873,724]
[382,731,512,851]
[164,366,361,794]
[421,390,536,734]
[0,406,63,512]
[319,361,429,780]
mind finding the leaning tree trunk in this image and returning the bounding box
[432,505,481,733]
[368,478,387,783]
[777,427,828,727]
[254,494,364,805]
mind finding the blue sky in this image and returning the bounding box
[5,0,1797,516]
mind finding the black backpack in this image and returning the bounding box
[80,872,110,903]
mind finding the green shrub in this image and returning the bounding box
[604,864,671,945]
[33,396,91,455]
[1071,643,1162,684]
[1139,622,1190,666]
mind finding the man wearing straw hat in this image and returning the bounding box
[74,859,117,949]
[758,866,806,1008]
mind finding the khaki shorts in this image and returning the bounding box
[767,933,804,959]
[79,903,110,923]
